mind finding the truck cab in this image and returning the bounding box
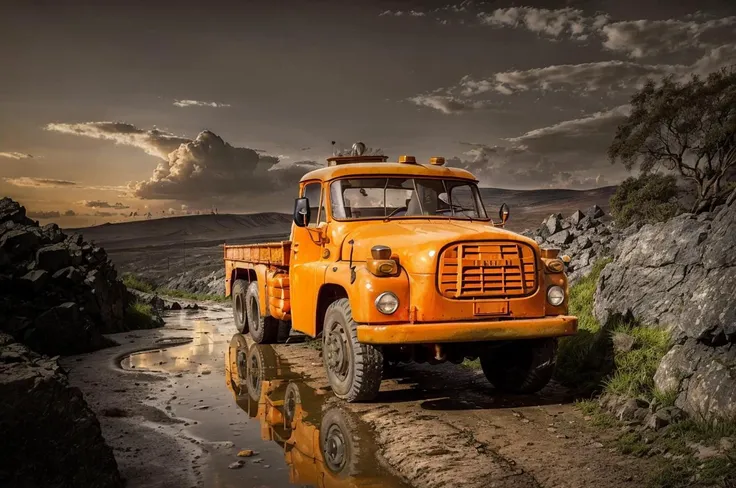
[224,145,577,402]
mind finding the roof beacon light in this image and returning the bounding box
[429,157,445,166]
[398,155,416,164]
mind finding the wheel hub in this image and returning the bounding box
[323,424,346,471]
[248,296,259,331]
[247,354,260,397]
[235,295,245,324]
[325,323,349,381]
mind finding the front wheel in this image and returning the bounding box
[480,338,558,394]
[322,298,383,402]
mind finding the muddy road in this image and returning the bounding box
[61,303,651,488]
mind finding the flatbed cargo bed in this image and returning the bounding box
[224,240,291,267]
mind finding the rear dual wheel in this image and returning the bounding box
[231,279,279,343]
[323,298,383,403]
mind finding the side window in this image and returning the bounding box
[302,182,322,227]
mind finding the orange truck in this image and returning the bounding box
[224,144,578,402]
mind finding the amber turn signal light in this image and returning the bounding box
[367,259,398,276]
[429,157,445,166]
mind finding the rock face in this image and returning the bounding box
[522,206,623,284]
[594,202,735,345]
[163,267,226,296]
[0,198,132,355]
[595,200,736,419]
[654,339,736,419]
[0,334,123,487]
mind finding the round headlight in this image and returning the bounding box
[375,292,399,315]
[547,285,565,307]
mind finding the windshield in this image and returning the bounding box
[330,177,489,221]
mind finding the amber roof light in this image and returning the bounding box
[398,155,416,164]
[429,157,445,166]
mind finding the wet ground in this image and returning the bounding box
[62,303,654,488]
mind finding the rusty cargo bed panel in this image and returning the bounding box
[224,241,291,267]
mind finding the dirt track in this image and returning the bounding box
[60,301,653,488]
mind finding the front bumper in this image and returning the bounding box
[356,315,578,344]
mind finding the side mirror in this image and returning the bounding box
[499,203,510,224]
[293,198,310,227]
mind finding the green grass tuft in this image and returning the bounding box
[157,287,229,303]
[555,259,616,393]
[122,273,227,303]
[124,301,162,329]
[122,273,155,293]
[604,324,671,398]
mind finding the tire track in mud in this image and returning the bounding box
[273,343,540,488]
[360,405,540,488]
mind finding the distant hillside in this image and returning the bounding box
[66,186,616,248]
[479,186,617,230]
[66,212,293,251]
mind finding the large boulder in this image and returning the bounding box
[0,335,123,487]
[594,202,735,344]
[654,339,736,419]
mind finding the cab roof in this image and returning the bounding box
[300,161,477,183]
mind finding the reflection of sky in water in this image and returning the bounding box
[123,315,216,373]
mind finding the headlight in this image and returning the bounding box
[547,285,565,306]
[375,292,399,315]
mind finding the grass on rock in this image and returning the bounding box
[123,273,227,303]
[124,301,161,329]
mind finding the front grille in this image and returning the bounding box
[437,241,537,298]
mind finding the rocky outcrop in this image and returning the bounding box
[522,205,624,284]
[594,202,735,345]
[594,201,736,419]
[0,333,123,487]
[163,267,225,296]
[0,198,145,355]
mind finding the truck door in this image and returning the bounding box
[290,181,327,336]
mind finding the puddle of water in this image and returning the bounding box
[225,333,410,488]
[118,309,409,488]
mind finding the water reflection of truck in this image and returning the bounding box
[225,334,407,488]
[224,144,578,402]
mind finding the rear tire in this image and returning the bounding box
[480,338,558,394]
[322,298,383,402]
[232,280,248,333]
[246,281,279,344]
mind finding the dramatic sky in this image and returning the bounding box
[1,0,735,226]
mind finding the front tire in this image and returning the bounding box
[480,338,558,394]
[246,281,279,344]
[232,280,248,333]
[322,298,383,402]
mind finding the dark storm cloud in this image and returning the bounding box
[457,61,684,97]
[27,210,61,219]
[173,99,231,108]
[445,106,630,189]
[82,200,130,209]
[46,122,190,159]
[407,95,493,114]
[478,7,609,40]
[129,130,317,201]
[0,152,34,160]
[601,16,736,58]
[47,121,319,202]
[4,177,77,188]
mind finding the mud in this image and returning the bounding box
[62,302,653,488]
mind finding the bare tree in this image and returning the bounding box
[608,68,736,212]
